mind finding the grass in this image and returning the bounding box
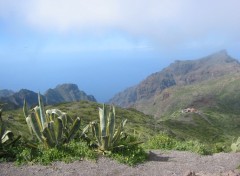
[109,145,148,166]
[142,133,227,155]
[15,140,97,165]
[1,102,150,166]
[1,99,239,166]
[3,101,157,142]
[14,139,148,166]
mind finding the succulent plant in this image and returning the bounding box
[231,137,240,152]
[0,108,21,156]
[23,93,81,148]
[85,104,128,152]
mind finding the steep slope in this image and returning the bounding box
[109,50,240,143]
[109,50,240,111]
[45,83,96,104]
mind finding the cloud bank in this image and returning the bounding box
[1,0,240,51]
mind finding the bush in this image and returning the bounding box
[16,140,97,165]
[108,145,147,166]
[143,133,214,155]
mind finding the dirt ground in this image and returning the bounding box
[0,150,240,176]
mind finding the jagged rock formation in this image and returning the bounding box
[45,84,96,104]
[0,84,96,110]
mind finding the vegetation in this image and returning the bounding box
[142,133,226,155]
[23,93,82,148]
[0,100,147,166]
[231,137,240,152]
[0,106,21,159]
[109,144,147,166]
[16,140,97,165]
[84,104,142,153]
[0,97,239,166]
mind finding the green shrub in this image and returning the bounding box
[108,144,147,166]
[143,133,214,155]
[16,140,97,165]
[231,137,240,152]
[142,133,177,150]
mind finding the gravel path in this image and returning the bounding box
[0,150,240,176]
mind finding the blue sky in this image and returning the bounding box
[0,0,240,102]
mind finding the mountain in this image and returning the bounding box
[45,84,96,104]
[0,89,39,109]
[0,84,96,110]
[108,50,240,143]
[109,50,240,117]
[0,89,14,98]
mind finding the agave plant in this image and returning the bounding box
[0,108,21,156]
[23,93,81,148]
[231,137,240,152]
[85,104,129,152]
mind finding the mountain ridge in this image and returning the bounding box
[0,83,96,109]
[109,50,240,117]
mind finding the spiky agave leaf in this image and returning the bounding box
[1,130,14,143]
[67,117,81,141]
[23,100,28,118]
[42,125,55,148]
[108,106,115,143]
[46,109,63,121]
[38,93,46,127]
[54,117,63,143]
[91,122,101,147]
[28,113,43,142]
[99,105,107,137]
[33,106,44,130]
[112,119,127,146]
[0,119,5,142]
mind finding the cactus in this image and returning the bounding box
[87,104,128,152]
[231,137,240,152]
[23,93,81,148]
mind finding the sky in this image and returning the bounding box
[0,0,240,102]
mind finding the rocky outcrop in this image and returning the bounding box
[45,84,96,104]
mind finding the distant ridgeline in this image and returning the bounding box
[0,84,96,110]
[109,50,240,118]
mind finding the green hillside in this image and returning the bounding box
[2,101,157,142]
[2,97,240,149]
[134,73,240,144]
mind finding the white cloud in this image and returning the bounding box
[1,0,240,51]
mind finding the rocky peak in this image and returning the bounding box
[109,50,240,107]
[45,83,96,105]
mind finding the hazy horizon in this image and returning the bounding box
[1,1,240,102]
